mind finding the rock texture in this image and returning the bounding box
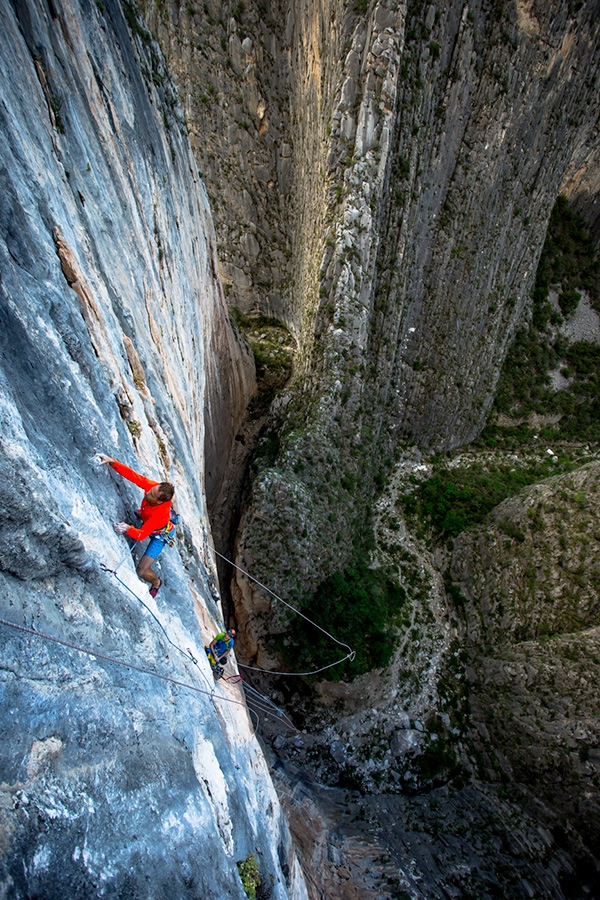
[121,2,600,606]
[272,757,587,900]
[139,0,293,320]
[245,456,600,897]
[200,0,600,643]
[0,0,303,896]
[449,461,600,883]
[3,0,600,896]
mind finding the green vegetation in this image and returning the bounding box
[402,456,575,540]
[237,856,261,900]
[123,1,152,43]
[533,195,598,309]
[285,561,407,680]
[50,95,65,134]
[412,733,461,785]
[126,419,142,439]
[233,312,294,382]
[559,287,581,317]
[480,195,600,449]
[233,312,294,419]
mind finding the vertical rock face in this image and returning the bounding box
[0,0,303,896]
[221,0,600,638]
[382,0,600,451]
[139,0,296,320]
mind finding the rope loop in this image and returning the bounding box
[211,547,356,672]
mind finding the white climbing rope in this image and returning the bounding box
[211,546,356,675]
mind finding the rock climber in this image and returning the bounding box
[206,629,236,676]
[98,454,175,597]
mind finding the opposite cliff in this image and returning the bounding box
[0,0,306,896]
[141,0,600,656]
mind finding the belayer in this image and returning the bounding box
[205,629,236,679]
[98,454,176,597]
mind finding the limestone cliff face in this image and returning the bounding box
[0,0,303,896]
[135,0,600,634]
[138,0,291,321]
[224,0,600,653]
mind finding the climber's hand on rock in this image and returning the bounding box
[113,522,130,534]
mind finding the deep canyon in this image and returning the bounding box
[1,0,600,898]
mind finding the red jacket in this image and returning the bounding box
[110,461,171,541]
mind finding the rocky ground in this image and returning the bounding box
[234,450,600,898]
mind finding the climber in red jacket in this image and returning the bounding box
[98,454,175,597]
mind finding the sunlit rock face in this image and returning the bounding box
[0,0,305,896]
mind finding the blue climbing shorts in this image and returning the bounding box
[144,536,167,559]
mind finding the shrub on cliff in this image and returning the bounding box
[484,195,600,445]
[541,195,599,306]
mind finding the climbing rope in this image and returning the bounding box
[100,554,207,681]
[100,554,294,732]
[0,616,239,708]
[0,615,299,734]
[221,673,244,685]
[239,658,354,677]
[211,547,356,676]
[241,682,298,732]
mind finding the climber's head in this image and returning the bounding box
[146,482,174,505]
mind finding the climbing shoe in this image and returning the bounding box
[149,577,162,598]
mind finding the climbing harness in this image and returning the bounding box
[211,547,356,676]
[204,646,226,680]
[150,509,180,548]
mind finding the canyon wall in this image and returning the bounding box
[0,0,304,895]
[220,0,600,652]
[134,1,600,613]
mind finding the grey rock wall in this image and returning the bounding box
[124,1,600,619]
[230,0,600,649]
[139,0,295,321]
[0,0,303,896]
